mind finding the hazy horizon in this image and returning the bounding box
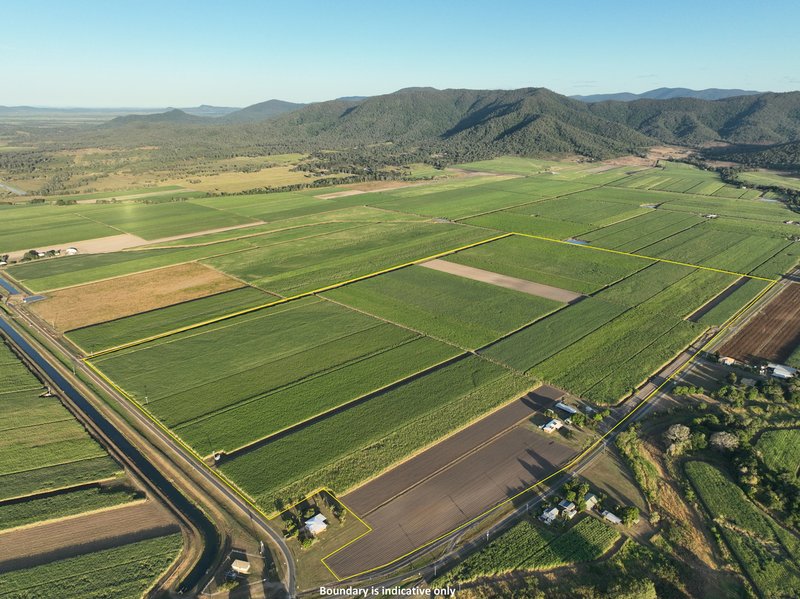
[5,0,799,107]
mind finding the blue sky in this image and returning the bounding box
[4,0,799,107]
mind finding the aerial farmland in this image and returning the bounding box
[3,154,800,593]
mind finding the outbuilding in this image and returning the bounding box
[304,513,328,536]
[584,493,599,510]
[231,559,251,575]
[541,419,563,434]
[601,510,622,525]
[555,401,578,415]
[540,507,559,525]
[768,363,797,380]
[65,247,79,255]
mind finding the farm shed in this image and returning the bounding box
[768,363,797,380]
[555,401,578,415]
[231,559,251,575]
[719,356,736,366]
[304,513,328,536]
[584,493,599,510]
[601,510,622,525]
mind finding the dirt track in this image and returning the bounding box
[327,387,574,579]
[0,500,179,573]
[420,259,584,303]
[718,282,800,363]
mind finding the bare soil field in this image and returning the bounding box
[0,500,178,573]
[327,389,575,578]
[421,259,584,303]
[5,233,146,262]
[30,262,244,330]
[718,283,800,363]
[343,390,560,516]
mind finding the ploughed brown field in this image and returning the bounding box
[30,262,243,331]
[719,282,800,363]
[0,500,179,573]
[326,387,576,579]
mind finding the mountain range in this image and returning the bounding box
[7,87,798,168]
[571,87,764,103]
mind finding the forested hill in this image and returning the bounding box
[588,92,800,145]
[45,87,800,161]
[706,140,800,170]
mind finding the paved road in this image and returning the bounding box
[1,305,297,596]
[0,316,215,590]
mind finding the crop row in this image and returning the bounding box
[685,461,800,597]
[0,533,182,598]
[437,516,618,585]
[446,235,647,294]
[755,430,800,475]
[581,211,704,252]
[66,286,272,354]
[323,265,563,349]
[509,195,651,227]
[481,298,625,373]
[220,356,532,510]
[202,220,491,296]
[177,336,458,454]
[0,487,137,531]
[462,211,590,239]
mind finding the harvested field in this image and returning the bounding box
[327,424,576,579]
[0,500,178,573]
[343,388,560,515]
[718,282,800,363]
[30,262,244,331]
[419,259,584,303]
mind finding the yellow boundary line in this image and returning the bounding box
[77,226,783,582]
[85,233,513,359]
[318,276,779,581]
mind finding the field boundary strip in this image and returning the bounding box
[318,276,779,581]
[84,233,514,358]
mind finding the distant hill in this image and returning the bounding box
[572,87,763,103]
[246,87,654,159]
[29,87,800,164]
[588,92,800,145]
[223,99,305,123]
[102,108,209,127]
[181,105,240,117]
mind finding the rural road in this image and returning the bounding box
[0,180,27,195]
[0,299,298,597]
[0,316,216,590]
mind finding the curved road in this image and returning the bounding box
[1,306,297,596]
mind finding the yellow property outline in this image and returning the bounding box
[77,228,782,583]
